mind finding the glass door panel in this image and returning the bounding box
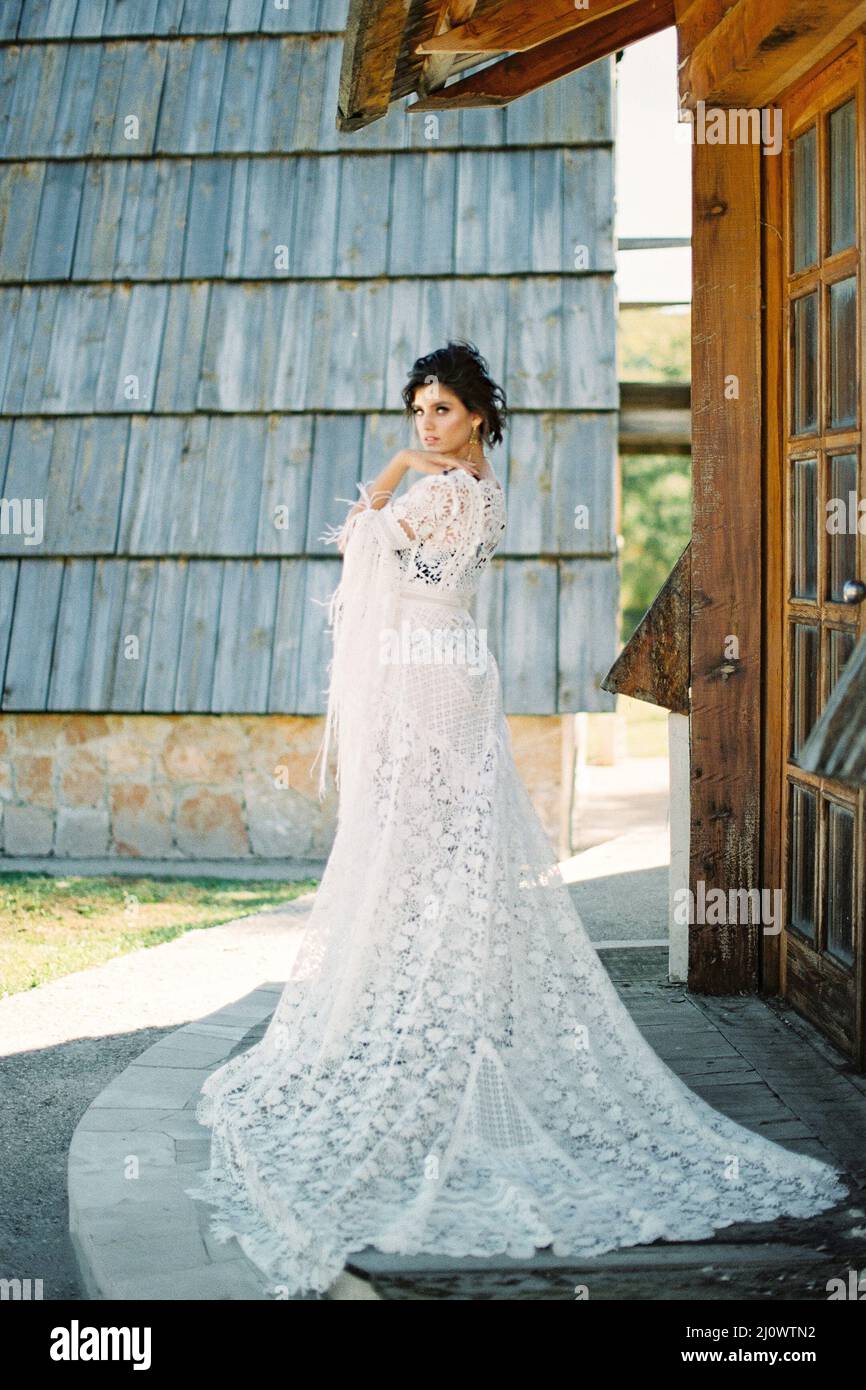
[825,797,855,965]
[792,457,818,598]
[788,782,818,944]
[828,452,859,600]
[829,98,856,255]
[828,626,857,690]
[828,276,857,427]
[791,293,819,433]
[792,123,818,269]
[790,623,819,756]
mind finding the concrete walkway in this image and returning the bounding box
[63,890,866,1301]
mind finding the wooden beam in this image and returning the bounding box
[678,0,866,110]
[689,134,763,995]
[415,0,638,55]
[618,237,692,250]
[619,426,691,453]
[619,300,691,308]
[337,0,409,132]
[620,382,691,411]
[406,0,675,110]
[602,542,691,714]
[674,0,738,71]
[416,0,479,100]
[619,381,692,452]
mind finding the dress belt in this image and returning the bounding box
[396,584,470,610]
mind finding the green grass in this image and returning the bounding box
[620,453,691,645]
[0,873,319,998]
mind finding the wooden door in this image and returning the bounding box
[765,44,866,1066]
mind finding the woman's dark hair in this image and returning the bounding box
[401,339,508,447]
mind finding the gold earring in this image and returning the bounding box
[464,423,480,465]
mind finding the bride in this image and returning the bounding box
[186,340,848,1297]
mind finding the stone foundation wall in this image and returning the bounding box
[0,714,567,865]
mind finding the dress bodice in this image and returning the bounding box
[383,470,507,606]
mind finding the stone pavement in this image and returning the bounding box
[67,939,866,1301]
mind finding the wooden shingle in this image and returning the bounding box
[0,9,618,716]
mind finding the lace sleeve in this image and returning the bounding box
[318,481,405,553]
[319,472,477,554]
[386,471,477,550]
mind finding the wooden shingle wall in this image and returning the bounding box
[0,1,619,717]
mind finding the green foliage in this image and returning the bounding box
[617,303,691,644]
[618,305,691,382]
[620,453,691,644]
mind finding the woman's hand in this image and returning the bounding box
[334,448,480,557]
[396,448,481,479]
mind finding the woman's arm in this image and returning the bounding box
[336,454,407,554]
[337,448,461,552]
[342,453,409,524]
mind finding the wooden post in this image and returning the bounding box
[689,136,763,992]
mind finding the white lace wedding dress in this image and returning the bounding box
[185,467,848,1296]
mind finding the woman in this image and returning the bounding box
[186,341,848,1297]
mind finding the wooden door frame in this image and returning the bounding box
[762,88,785,1000]
[761,31,866,1068]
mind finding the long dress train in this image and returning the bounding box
[185,467,849,1297]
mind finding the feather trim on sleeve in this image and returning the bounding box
[311,484,402,802]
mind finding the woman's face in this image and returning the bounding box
[410,383,483,455]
